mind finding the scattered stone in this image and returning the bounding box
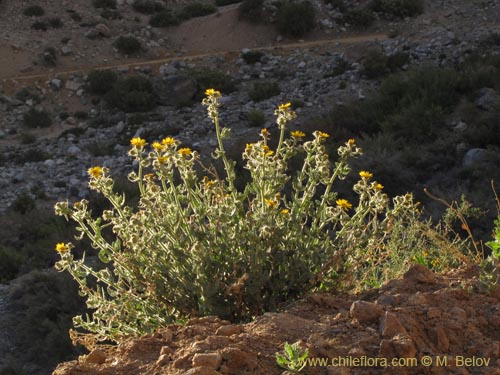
[192,353,222,368]
[215,325,242,336]
[84,349,107,364]
[403,264,436,284]
[380,312,408,338]
[463,148,489,167]
[350,301,383,324]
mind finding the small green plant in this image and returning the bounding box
[344,8,375,28]
[132,0,165,14]
[12,192,36,214]
[276,1,315,38]
[179,2,217,20]
[23,5,45,16]
[241,50,264,64]
[276,342,309,372]
[105,74,156,112]
[86,69,118,95]
[216,0,242,5]
[187,67,237,96]
[113,36,142,55]
[246,109,266,127]
[238,0,264,23]
[149,10,180,27]
[371,0,424,18]
[92,0,117,9]
[23,108,52,128]
[249,80,280,102]
[361,48,389,78]
[31,20,48,31]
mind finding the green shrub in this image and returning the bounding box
[187,67,237,96]
[101,9,122,19]
[344,8,375,27]
[23,108,52,128]
[216,0,242,5]
[19,132,36,144]
[371,0,424,18]
[92,0,117,9]
[276,1,315,38]
[149,10,180,27]
[249,80,280,101]
[386,51,410,72]
[23,5,45,16]
[179,2,217,19]
[41,47,57,66]
[15,87,41,104]
[87,69,118,94]
[325,0,346,11]
[242,50,264,64]
[106,75,156,112]
[238,0,264,23]
[113,35,142,55]
[132,0,165,14]
[361,48,389,78]
[48,17,64,28]
[246,109,266,127]
[31,20,48,31]
[12,192,36,214]
[0,247,24,283]
[54,92,474,344]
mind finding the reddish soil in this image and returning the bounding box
[53,265,500,375]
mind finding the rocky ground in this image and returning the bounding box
[53,264,500,375]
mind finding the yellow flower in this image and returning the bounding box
[291,130,306,138]
[261,128,268,136]
[278,102,292,110]
[130,137,146,148]
[348,138,356,146]
[265,151,274,157]
[152,142,164,151]
[161,137,176,146]
[245,143,253,152]
[264,198,277,208]
[359,171,373,179]
[55,242,68,254]
[178,148,192,156]
[157,156,169,164]
[205,88,221,97]
[88,166,103,178]
[336,199,352,210]
[280,209,289,215]
[318,131,329,138]
[375,183,384,190]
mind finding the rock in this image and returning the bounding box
[379,335,417,359]
[61,46,73,56]
[403,264,436,284]
[463,148,489,167]
[380,312,408,338]
[154,76,197,107]
[215,325,242,336]
[181,367,221,375]
[350,301,383,324]
[434,325,450,351]
[95,24,111,38]
[65,80,82,92]
[192,353,222,368]
[156,353,171,366]
[475,88,500,111]
[159,64,178,76]
[50,79,63,90]
[85,349,106,364]
[67,146,82,156]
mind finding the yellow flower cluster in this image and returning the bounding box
[55,243,68,253]
[88,166,103,178]
[130,137,146,148]
[359,171,373,179]
[336,199,352,210]
[291,130,306,138]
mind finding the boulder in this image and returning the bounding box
[154,76,197,107]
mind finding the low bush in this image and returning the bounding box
[0,246,24,282]
[246,109,266,127]
[23,108,52,128]
[179,2,217,20]
[113,35,142,55]
[12,192,36,214]
[187,67,237,96]
[248,80,280,102]
[101,9,122,19]
[92,0,117,9]
[15,87,41,104]
[216,0,242,5]
[344,8,375,28]
[276,1,315,37]
[371,0,424,18]
[238,0,264,23]
[23,5,45,16]
[41,46,58,66]
[132,0,165,14]
[149,10,180,27]
[324,0,346,11]
[48,17,64,28]
[106,75,156,112]
[31,20,48,31]
[54,91,477,345]
[361,48,389,78]
[241,50,265,64]
[86,69,118,94]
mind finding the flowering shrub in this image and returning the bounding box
[54,89,468,344]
